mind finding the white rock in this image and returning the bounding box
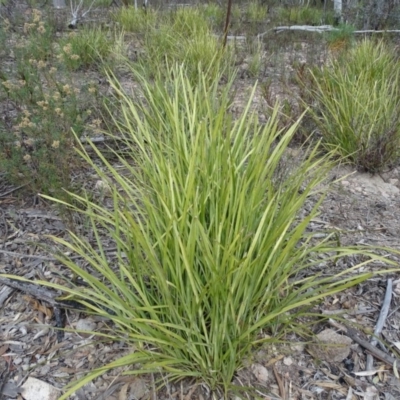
[75,318,97,335]
[251,363,269,383]
[308,328,352,363]
[94,179,111,194]
[283,356,293,366]
[21,377,59,400]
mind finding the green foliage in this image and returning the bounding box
[34,65,393,398]
[58,28,114,70]
[112,6,156,33]
[15,8,55,62]
[277,6,335,26]
[304,40,400,172]
[325,23,355,51]
[136,7,235,83]
[167,6,211,36]
[0,62,102,198]
[246,38,264,77]
[199,3,225,31]
[245,1,268,22]
[0,9,107,199]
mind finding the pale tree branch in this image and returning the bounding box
[68,0,97,29]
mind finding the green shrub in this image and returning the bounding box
[325,23,355,52]
[137,7,235,83]
[245,1,268,22]
[199,3,225,30]
[58,28,113,70]
[0,8,111,199]
[0,18,107,199]
[15,8,55,62]
[167,6,210,37]
[246,38,264,77]
[0,61,100,199]
[28,64,395,398]
[277,6,335,25]
[304,40,400,172]
[112,6,156,33]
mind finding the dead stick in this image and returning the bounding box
[273,365,286,399]
[366,278,393,372]
[0,184,29,198]
[329,319,399,367]
[0,247,119,261]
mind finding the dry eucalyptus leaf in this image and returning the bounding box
[363,385,379,400]
[354,370,388,377]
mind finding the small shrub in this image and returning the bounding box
[112,6,156,33]
[0,62,103,198]
[245,1,268,22]
[0,8,112,199]
[16,8,55,62]
[166,6,211,38]
[303,40,400,172]
[246,38,264,77]
[137,7,235,83]
[31,64,395,398]
[277,6,334,25]
[325,23,355,53]
[199,3,225,31]
[58,28,113,70]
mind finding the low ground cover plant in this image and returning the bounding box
[28,64,397,398]
[0,9,115,199]
[304,39,400,172]
[58,28,114,71]
[135,6,235,83]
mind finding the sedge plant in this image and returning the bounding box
[136,6,235,83]
[8,64,397,398]
[304,39,400,172]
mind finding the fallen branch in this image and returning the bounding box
[0,183,29,198]
[366,278,393,372]
[68,0,96,29]
[328,318,400,367]
[261,25,400,37]
[222,25,400,41]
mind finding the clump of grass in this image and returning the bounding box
[245,1,268,22]
[277,6,334,25]
[325,23,355,53]
[58,28,113,70]
[303,39,400,172]
[112,5,156,33]
[137,7,235,83]
[246,38,264,77]
[26,64,396,398]
[199,2,225,31]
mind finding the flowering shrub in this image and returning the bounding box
[0,10,106,199]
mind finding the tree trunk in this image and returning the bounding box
[333,0,343,23]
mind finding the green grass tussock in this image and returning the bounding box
[304,39,400,172]
[32,64,395,398]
